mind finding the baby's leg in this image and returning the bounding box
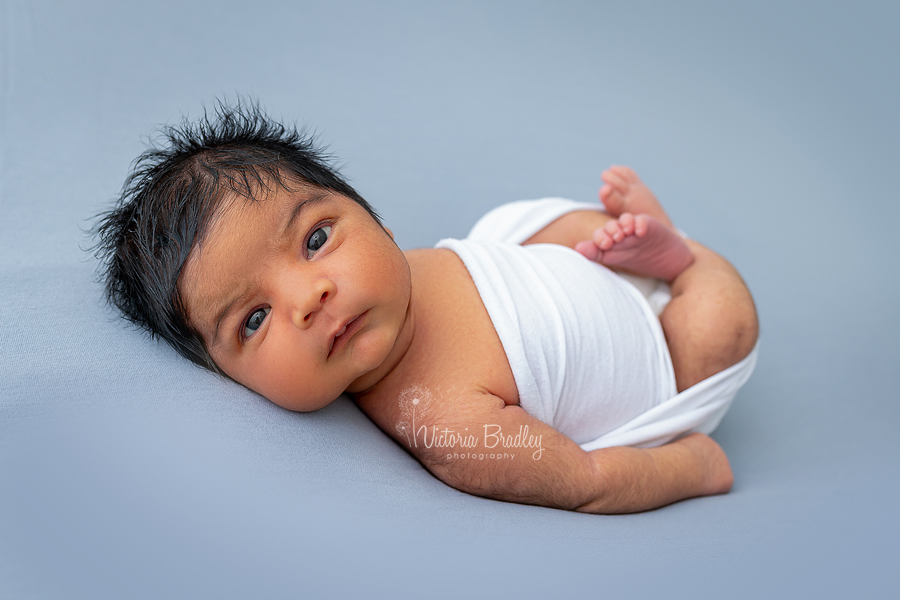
[663,240,758,391]
[580,166,758,391]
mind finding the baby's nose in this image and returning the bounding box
[292,279,336,328]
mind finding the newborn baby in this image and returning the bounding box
[95,103,759,514]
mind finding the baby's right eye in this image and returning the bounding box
[243,307,270,340]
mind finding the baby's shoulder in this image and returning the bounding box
[403,245,458,271]
[404,246,478,312]
[355,247,519,433]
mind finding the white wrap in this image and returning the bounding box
[436,198,759,450]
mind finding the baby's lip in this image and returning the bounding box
[328,311,367,358]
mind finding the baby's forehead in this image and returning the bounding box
[179,192,286,328]
[202,179,316,236]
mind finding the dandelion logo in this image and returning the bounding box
[395,384,434,448]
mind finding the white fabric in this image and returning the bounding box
[436,198,759,449]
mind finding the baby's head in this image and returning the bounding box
[95,102,412,410]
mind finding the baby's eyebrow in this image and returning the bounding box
[278,191,329,245]
[210,286,256,349]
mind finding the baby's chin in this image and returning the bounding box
[244,373,347,413]
[269,390,341,413]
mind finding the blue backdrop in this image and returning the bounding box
[1,1,898,598]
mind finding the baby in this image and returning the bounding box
[95,103,759,514]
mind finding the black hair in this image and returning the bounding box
[92,99,379,372]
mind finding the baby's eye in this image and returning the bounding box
[243,307,270,339]
[306,225,332,258]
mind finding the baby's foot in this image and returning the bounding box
[575,213,694,282]
[600,166,674,228]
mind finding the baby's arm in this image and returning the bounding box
[580,433,733,513]
[413,392,732,514]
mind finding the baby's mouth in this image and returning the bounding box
[328,312,366,358]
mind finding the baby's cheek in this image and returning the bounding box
[258,349,343,412]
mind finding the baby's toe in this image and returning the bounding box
[613,165,639,184]
[618,213,636,236]
[605,219,625,243]
[599,184,613,203]
[593,226,616,250]
[574,239,599,261]
[633,214,650,238]
[599,185,625,216]
[601,169,629,194]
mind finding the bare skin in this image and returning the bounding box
[183,166,758,514]
[600,165,676,225]
[574,212,694,282]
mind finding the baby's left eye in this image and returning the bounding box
[306,225,331,258]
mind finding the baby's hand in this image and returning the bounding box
[677,433,734,496]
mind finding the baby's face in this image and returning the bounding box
[179,185,412,411]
